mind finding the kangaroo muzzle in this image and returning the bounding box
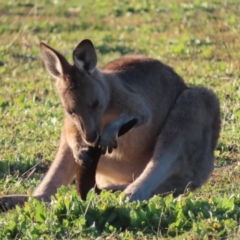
[84,131,99,146]
[74,117,99,146]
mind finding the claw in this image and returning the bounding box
[101,146,107,154]
[108,147,113,154]
[113,142,117,149]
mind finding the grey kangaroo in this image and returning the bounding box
[0,39,220,210]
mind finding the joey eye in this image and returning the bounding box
[91,99,99,109]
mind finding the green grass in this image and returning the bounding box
[0,0,240,239]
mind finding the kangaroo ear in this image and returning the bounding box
[40,42,71,79]
[73,39,97,73]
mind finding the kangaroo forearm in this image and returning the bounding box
[110,91,151,127]
[103,108,149,135]
[103,114,138,134]
[105,113,136,133]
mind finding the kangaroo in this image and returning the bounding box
[0,39,220,210]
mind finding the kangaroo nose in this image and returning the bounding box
[85,131,99,145]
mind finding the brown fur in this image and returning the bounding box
[0,39,220,210]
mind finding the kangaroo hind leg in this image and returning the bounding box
[124,87,220,201]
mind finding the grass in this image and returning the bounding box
[0,0,240,239]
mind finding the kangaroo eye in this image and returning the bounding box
[91,99,99,109]
[67,109,75,116]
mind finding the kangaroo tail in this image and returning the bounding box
[0,195,29,212]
